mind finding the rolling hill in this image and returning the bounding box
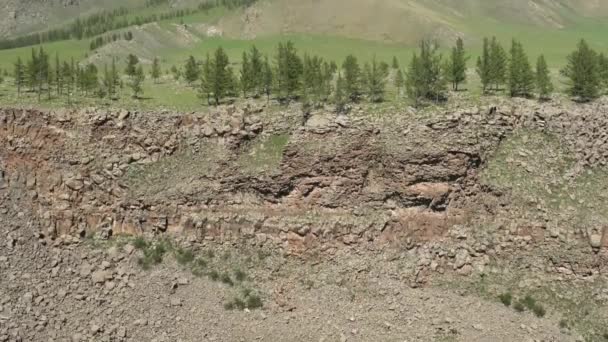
[0,0,607,71]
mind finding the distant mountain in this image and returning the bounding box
[218,0,608,44]
[1,0,607,47]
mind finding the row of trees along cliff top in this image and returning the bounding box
[5,38,608,109]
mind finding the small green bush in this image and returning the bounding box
[234,268,247,282]
[208,269,219,281]
[133,237,148,250]
[175,248,195,265]
[522,295,537,310]
[499,293,512,307]
[246,294,263,309]
[220,273,234,286]
[532,304,546,318]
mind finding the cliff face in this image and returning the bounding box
[1,102,607,271]
[3,102,608,341]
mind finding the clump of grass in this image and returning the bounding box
[245,293,263,309]
[499,292,512,307]
[522,295,537,310]
[511,295,547,318]
[532,304,546,318]
[224,289,263,310]
[175,247,195,265]
[257,249,270,261]
[220,272,234,286]
[205,250,215,259]
[208,269,219,281]
[224,297,246,310]
[234,268,247,282]
[137,240,170,270]
[133,236,148,250]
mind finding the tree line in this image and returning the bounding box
[89,31,133,51]
[170,37,608,107]
[6,37,608,108]
[0,0,259,51]
[9,47,157,104]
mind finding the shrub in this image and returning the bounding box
[220,273,234,286]
[522,295,537,310]
[514,301,525,312]
[133,237,148,249]
[246,294,263,309]
[532,304,546,318]
[175,248,195,265]
[499,292,512,307]
[234,268,247,282]
[208,269,219,281]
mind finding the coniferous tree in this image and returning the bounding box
[26,48,38,92]
[274,41,302,99]
[171,65,181,81]
[392,56,399,69]
[55,53,63,95]
[13,57,25,98]
[321,61,333,102]
[445,37,468,91]
[130,65,145,98]
[363,56,388,102]
[262,56,273,103]
[406,53,423,107]
[46,62,53,100]
[508,39,535,98]
[210,47,234,105]
[125,54,139,78]
[560,39,601,102]
[102,63,112,99]
[62,61,73,105]
[476,37,491,93]
[35,47,49,101]
[334,72,346,113]
[249,45,263,96]
[110,57,119,98]
[83,63,98,96]
[406,40,447,105]
[184,55,199,85]
[198,53,213,105]
[240,51,252,97]
[70,58,76,97]
[151,57,161,84]
[535,55,553,101]
[394,68,404,99]
[342,54,361,102]
[301,54,325,106]
[598,53,608,89]
[489,37,507,91]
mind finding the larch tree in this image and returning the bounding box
[508,39,535,98]
[560,39,601,102]
[535,55,553,101]
[342,54,362,102]
[151,57,161,84]
[445,37,468,91]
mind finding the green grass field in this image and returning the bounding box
[0,0,606,111]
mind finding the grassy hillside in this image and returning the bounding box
[0,0,606,71]
[0,0,606,112]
